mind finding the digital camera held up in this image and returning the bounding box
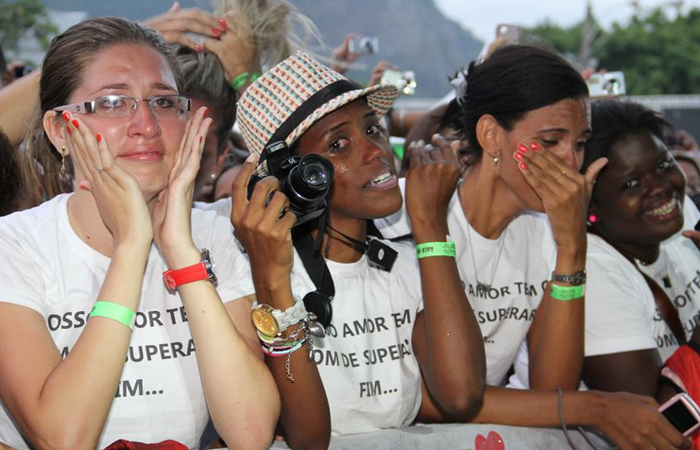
[248,141,334,227]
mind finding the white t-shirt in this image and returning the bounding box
[586,198,700,360]
[194,195,424,434]
[0,194,255,449]
[376,179,558,386]
[508,197,700,389]
[289,239,424,435]
[194,197,232,218]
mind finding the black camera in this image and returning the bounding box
[248,141,334,227]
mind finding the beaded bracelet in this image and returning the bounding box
[231,71,261,91]
[89,301,135,330]
[550,283,585,301]
[416,241,456,259]
[261,339,305,357]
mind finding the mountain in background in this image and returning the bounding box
[47,0,483,98]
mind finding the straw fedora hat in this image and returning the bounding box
[236,51,398,168]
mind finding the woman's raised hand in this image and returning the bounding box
[231,156,297,291]
[63,112,152,247]
[681,227,700,251]
[405,134,461,237]
[514,141,607,253]
[143,1,225,51]
[151,106,212,255]
[203,15,258,85]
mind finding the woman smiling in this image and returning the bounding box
[581,99,700,399]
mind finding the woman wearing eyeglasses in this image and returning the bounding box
[0,18,279,449]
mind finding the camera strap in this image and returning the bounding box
[294,212,335,328]
[294,235,335,298]
[326,224,397,272]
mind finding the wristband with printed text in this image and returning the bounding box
[416,241,456,259]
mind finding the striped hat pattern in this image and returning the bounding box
[236,51,398,172]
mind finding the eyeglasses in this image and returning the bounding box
[54,95,191,118]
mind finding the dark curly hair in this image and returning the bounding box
[581,99,672,173]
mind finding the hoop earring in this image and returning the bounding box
[60,146,66,174]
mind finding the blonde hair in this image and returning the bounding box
[214,0,325,70]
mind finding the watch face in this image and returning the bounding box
[251,305,280,338]
[202,249,218,285]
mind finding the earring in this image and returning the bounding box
[493,155,500,165]
[587,213,599,225]
[60,146,66,175]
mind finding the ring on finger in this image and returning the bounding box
[96,167,104,173]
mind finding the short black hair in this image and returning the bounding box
[581,99,671,173]
[453,45,588,160]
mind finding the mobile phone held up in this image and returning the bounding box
[658,393,700,437]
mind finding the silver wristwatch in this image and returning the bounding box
[551,270,586,286]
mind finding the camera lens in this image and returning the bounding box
[302,162,329,187]
[282,154,334,215]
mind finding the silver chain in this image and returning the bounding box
[284,321,313,382]
[464,220,507,295]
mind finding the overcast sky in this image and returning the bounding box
[434,0,700,42]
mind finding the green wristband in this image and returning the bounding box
[231,71,261,91]
[550,283,585,301]
[416,241,456,259]
[89,301,135,329]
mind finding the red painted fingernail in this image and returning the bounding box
[219,18,227,32]
[212,28,221,37]
[514,151,523,161]
[194,43,202,52]
[96,133,102,143]
[518,144,528,154]
[203,107,209,117]
[62,112,70,122]
[71,120,79,129]
[519,162,527,170]
[66,127,72,135]
[530,142,541,151]
[79,181,89,190]
[199,136,203,143]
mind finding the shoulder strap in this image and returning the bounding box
[636,269,687,346]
